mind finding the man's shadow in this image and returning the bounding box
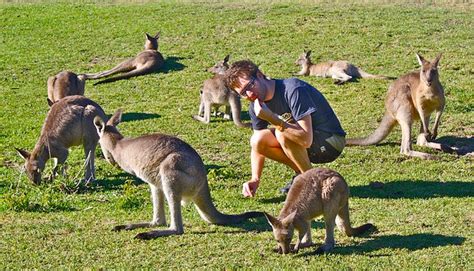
[298,233,465,256]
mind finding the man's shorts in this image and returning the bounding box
[307,130,346,163]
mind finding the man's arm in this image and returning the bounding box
[254,100,313,148]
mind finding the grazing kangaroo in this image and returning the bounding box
[264,168,375,254]
[346,53,448,159]
[16,96,106,184]
[93,109,262,239]
[84,32,164,85]
[47,71,86,105]
[295,50,389,84]
[192,55,250,128]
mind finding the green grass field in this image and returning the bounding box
[1,1,473,269]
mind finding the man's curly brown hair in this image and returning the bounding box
[224,60,260,90]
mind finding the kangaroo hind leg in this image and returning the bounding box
[86,59,135,79]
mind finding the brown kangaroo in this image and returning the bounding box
[346,53,448,159]
[192,55,250,128]
[93,109,262,239]
[47,71,86,105]
[16,96,106,184]
[265,168,375,254]
[84,32,164,85]
[295,50,389,84]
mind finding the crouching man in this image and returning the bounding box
[224,60,346,197]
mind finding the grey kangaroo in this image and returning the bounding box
[347,53,448,159]
[84,32,164,85]
[265,168,375,254]
[192,55,250,128]
[295,50,389,84]
[47,71,86,105]
[93,109,262,239]
[16,96,106,184]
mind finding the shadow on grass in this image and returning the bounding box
[351,180,474,199]
[161,56,186,73]
[436,135,474,155]
[91,172,144,192]
[298,233,465,257]
[105,112,161,123]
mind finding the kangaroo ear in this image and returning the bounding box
[281,210,297,227]
[264,212,281,229]
[433,53,442,67]
[145,33,152,40]
[155,31,161,39]
[93,115,105,134]
[47,98,54,107]
[305,50,312,58]
[416,53,427,66]
[224,54,230,63]
[107,109,123,126]
[15,148,30,160]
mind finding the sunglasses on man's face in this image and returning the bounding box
[238,77,256,97]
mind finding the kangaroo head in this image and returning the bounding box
[416,53,441,87]
[145,32,160,51]
[93,109,123,166]
[295,50,312,66]
[207,55,230,74]
[15,147,43,185]
[264,211,297,254]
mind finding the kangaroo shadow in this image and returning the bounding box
[91,172,144,192]
[121,112,161,122]
[436,136,474,155]
[298,233,465,257]
[161,56,186,73]
[350,180,474,199]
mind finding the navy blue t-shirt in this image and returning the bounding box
[249,78,346,136]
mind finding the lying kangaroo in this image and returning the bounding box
[347,53,448,159]
[93,109,262,239]
[265,168,375,254]
[47,71,86,105]
[16,96,106,184]
[295,50,389,84]
[84,32,164,85]
[193,55,250,128]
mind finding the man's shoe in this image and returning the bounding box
[280,175,298,194]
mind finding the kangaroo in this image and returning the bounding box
[295,50,389,84]
[192,55,250,128]
[83,32,164,85]
[93,109,262,239]
[16,96,106,184]
[264,168,375,254]
[47,71,86,105]
[346,53,448,159]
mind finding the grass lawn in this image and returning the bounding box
[0,1,473,269]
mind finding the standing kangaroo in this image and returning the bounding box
[84,32,164,85]
[93,109,262,239]
[47,71,86,105]
[16,96,106,184]
[264,168,375,254]
[192,55,250,128]
[346,53,447,159]
[295,50,389,84]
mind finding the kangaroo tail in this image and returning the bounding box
[336,202,376,237]
[93,68,151,85]
[193,183,264,225]
[357,68,389,80]
[346,112,397,146]
[230,96,252,128]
